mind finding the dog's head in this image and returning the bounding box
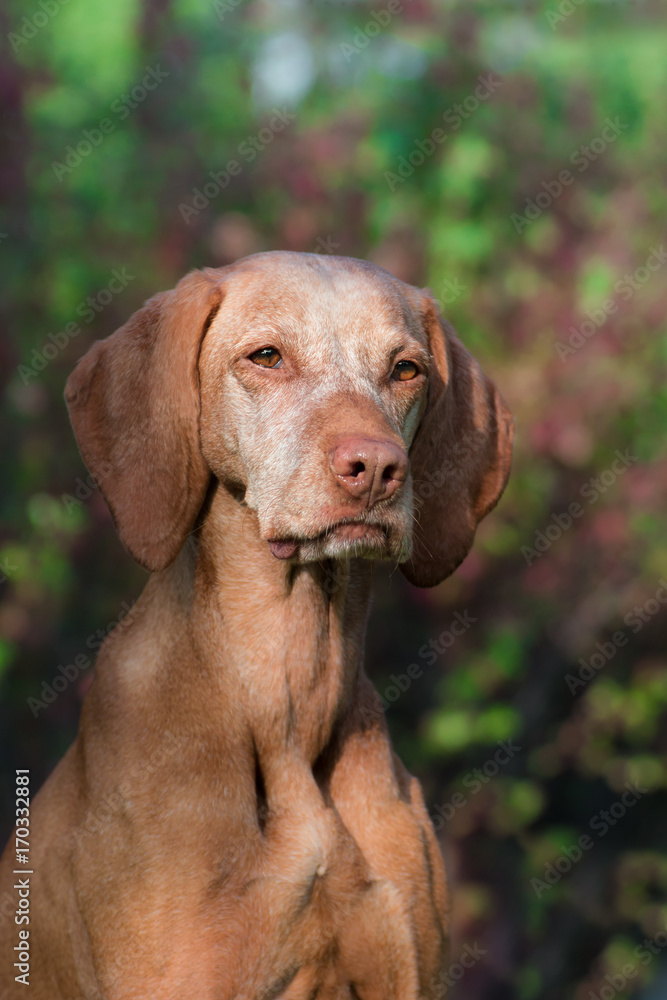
[65,252,513,587]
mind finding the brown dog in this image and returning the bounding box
[0,252,513,999]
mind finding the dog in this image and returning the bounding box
[0,252,513,999]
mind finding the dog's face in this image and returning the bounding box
[65,252,514,586]
[198,256,431,564]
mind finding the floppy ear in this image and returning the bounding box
[65,269,224,572]
[401,294,514,588]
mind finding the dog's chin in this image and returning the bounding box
[267,522,411,564]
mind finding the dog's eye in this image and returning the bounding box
[391,360,420,382]
[250,347,282,369]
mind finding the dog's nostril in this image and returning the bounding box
[331,436,407,505]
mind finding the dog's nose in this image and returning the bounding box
[330,437,407,507]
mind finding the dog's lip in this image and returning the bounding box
[267,520,388,560]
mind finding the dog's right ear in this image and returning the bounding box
[65,269,224,572]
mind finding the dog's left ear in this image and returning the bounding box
[401,293,514,588]
[65,269,224,572]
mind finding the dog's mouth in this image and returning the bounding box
[268,520,390,561]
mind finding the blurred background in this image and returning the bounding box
[1,0,666,996]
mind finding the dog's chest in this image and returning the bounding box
[72,724,442,1000]
[198,756,422,999]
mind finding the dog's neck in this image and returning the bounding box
[189,485,373,797]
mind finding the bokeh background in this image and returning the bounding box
[2,0,666,996]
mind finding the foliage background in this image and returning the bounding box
[1,0,666,996]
